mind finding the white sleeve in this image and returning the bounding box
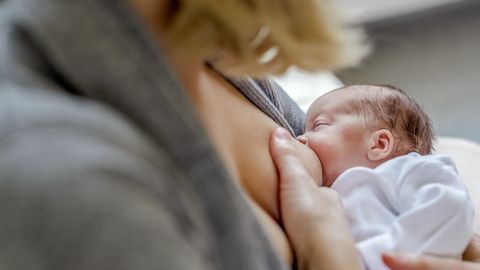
[358,156,475,270]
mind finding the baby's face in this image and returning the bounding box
[298,91,371,187]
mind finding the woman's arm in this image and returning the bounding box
[0,91,211,270]
[382,251,480,270]
[380,223,480,270]
[270,128,363,270]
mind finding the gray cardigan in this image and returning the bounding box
[0,0,305,269]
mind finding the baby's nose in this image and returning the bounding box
[296,135,308,145]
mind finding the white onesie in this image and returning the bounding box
[331,152,475,270]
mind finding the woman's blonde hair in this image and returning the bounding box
[165,0,369,77]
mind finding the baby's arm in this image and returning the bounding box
[359,155,475,269]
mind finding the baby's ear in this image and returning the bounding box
[367,129,395,161]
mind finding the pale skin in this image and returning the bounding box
[297,89,397,187]
[129,1,480,269]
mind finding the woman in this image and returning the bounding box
[0,0,366,268]
[0,0,477,269]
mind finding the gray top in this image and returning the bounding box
[0,0,305,269]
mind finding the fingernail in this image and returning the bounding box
[274,128,291,141]
[296,135,308,145]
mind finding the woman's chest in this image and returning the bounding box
[186,70,292,263]
[192,75,281,219]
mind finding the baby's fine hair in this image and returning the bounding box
[339,84,435,155]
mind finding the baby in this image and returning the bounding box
[297,84,475,270]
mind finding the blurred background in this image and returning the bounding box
[277,0,480,143]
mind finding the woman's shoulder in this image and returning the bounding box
[0,81,176,188]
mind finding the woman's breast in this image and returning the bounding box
[209,92,293,263]
[189,69,293,263]
[194,78,282,220]
[230,108,283,221]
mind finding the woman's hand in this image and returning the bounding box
[382,253,480,270]
[270,128,362,270]
[382,234,480,270]
[464,233,480,262]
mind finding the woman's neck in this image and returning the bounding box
[128,0,204,92]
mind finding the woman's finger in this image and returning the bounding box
[270,128,323,185]
[382,252,480,270]
[270,127,319,223]
[270,128,362,270]
[270,128,313,185]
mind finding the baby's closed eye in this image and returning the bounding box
[312,121,330,131]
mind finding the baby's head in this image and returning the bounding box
[298,84,435,187]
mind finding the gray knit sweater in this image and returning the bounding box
[0,0,305,269]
